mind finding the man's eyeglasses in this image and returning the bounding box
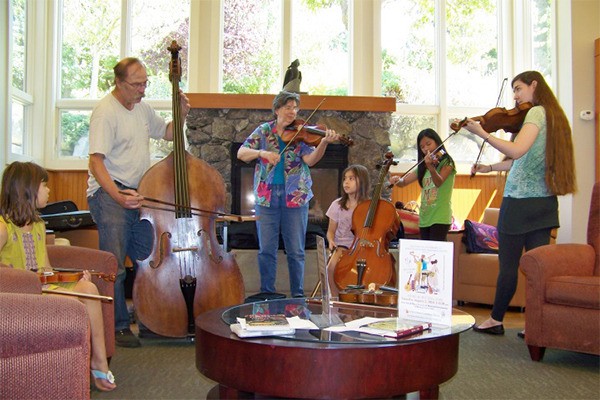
[123,80,149,89]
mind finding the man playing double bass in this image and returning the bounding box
[87,57,190,348]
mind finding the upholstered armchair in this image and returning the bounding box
[0,267,91,400]
[449,208,527,308]
[519,182,600,361]
[47,244,117,359]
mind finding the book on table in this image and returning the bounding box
[359,318,432,338]
[230,323,295,338]
[243,314,291,331]
[230,314,296,338]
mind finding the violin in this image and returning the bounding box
[338,282,398,307]
[37,268,116,284]
[451,102,533,134]
[281,119,354,147]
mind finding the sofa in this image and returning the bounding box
[0,267,91,400]
[519,182,600,361]
[47,244,117,359]
[449,208,527,308]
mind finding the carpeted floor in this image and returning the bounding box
[91,327,599,400]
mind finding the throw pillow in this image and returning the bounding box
[463,220,499,254]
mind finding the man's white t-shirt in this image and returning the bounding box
[87,93,167,196]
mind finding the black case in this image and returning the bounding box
[40,201,95,232]
[39,200,78,215]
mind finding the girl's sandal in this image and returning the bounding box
[91,369,116,392]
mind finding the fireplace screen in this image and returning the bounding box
[237,167,342,219]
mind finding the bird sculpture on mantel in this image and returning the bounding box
[282,59,302,93]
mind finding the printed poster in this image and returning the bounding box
[397,239,453,326]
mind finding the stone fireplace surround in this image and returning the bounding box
[184,94,395,295]
[185,93,396,214]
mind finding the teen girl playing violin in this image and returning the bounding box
[390,128,456,241]
[237,91,340,298]
[460,70,577,336]
[325,164,371,296]
[0,162,116,392]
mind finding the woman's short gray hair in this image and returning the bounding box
[272,91,301,114]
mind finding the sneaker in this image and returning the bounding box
[115,328,141,348]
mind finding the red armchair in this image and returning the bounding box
[519,182,600,361]
[0,267,91,400]
[47,244,117,359]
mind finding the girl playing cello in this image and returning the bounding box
[325,165,371,296]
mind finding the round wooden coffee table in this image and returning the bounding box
[195,299,474,399]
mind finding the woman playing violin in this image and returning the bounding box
[237,91,340,297]
[390,128,456,241]
[0,162,116,392]
[459,70,577,336]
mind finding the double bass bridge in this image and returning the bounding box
[356,238,385,257]
[172,246,199,253]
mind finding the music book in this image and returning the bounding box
[358,318,432,338]
[230,323,295,338]
[243,314,291,330]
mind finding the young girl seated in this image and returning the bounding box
[325,164,371,296]
[0,161,116,392]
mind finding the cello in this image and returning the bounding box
[132,41,245,337]
[334,152,400,293]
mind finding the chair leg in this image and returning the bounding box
[527,344,546,361]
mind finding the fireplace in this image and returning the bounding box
[185,93,395,249]
[229,142,349,249]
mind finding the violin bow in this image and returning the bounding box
[471,77,508,178]
[119,191,253,222]
[42,288,113,302]
[279,97,326,154]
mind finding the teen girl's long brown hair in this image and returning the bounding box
[0,162,48,227]
[512,71,577,195]
[338,164,371,210]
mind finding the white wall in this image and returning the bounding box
[567,0,600,243]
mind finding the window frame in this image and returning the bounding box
[6,0,47,165]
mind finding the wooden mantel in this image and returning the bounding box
[187,93,396,112]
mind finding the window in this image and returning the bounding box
[55,0,190,159]
[290,0,350,95]
[222,0,350,96]
[222,0,282,94]
[382,0,554,170]
[9,0,30,156]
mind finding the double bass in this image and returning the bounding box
[334,152,400,293]
[132,41,245,337]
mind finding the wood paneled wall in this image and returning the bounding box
[47,170,90,210]
[48,169,505,227]
[390,173,505,227]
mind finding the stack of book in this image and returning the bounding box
[230,314,296,338]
